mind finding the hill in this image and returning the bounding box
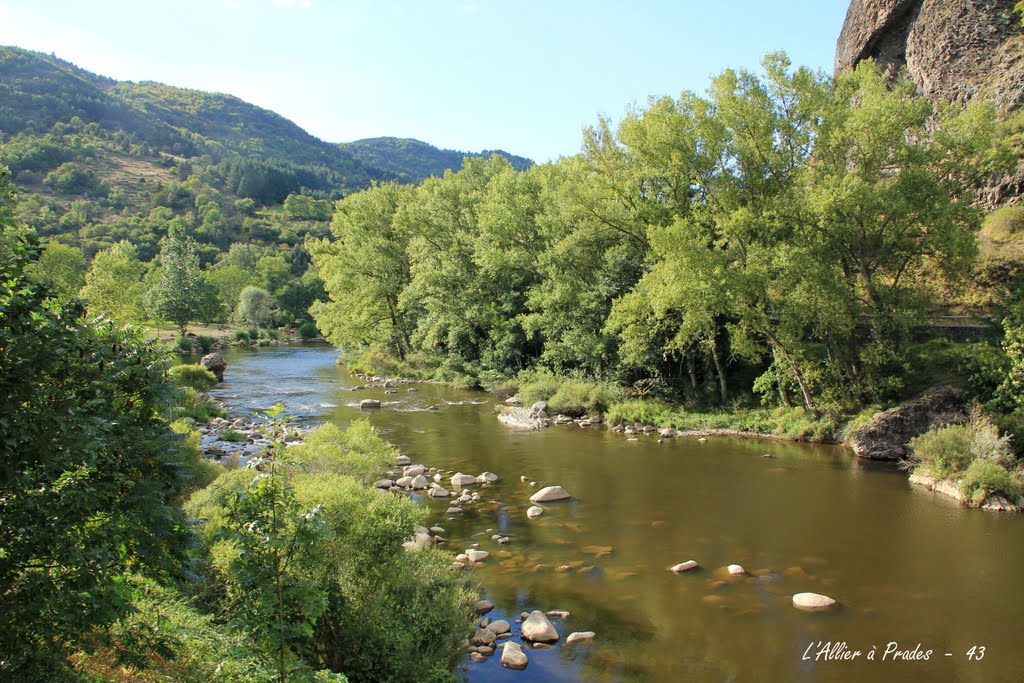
[339,136,533,184]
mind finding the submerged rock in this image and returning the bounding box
[566,631,596,645]
[792,592,838,611]
[670,560,699,573]
[530,486,571,503]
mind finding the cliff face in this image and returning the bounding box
[836,0,1024,206]
[835,0,1024,110]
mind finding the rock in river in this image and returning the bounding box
[521,610,560,643]
[477,471,499,484]
[200,353,227,381]
[451,473,478,487]
[486,619,511,635]
[501,641,529,670]
[727,564,746,576]
[410,474,429,490]
[466,549,490,563]
[792,592,838,611]
[670,560,699,573]
[530,485,571,503]
[475,599,495,614]
[471,628,497,646]
[566,631,595,645]
[359,399,381,409]
[527,506,544,519]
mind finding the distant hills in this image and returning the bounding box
[0,45,532,195]
[340,137,533,184]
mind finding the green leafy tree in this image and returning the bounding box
[26,240,86,299]
[80,239,146,322]
[236,285,274,329]
[151,222,207,335]
[0,237,198,678]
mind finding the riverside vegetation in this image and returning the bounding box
[1,172,477,680]
[310,56,1024,505]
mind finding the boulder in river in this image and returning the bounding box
[501,641,529,670]
[395,476,413,488]
[486,619,511,635]
[373,479,394,489]
[530,485,571,503]
[529,401,548,418]
[200,353,227,381]
[475,599,495,614]
[498,407,547,431]
[477,471,499,484]
[521,610,560,643]
[566,631,596,645]
[727,564,746,576]
[404,465,426,477]
[451,473,478,487]
[466,549,490,563]
[428,486,450,498]
[792,592,838,611]
[395,455,412,466]
[527,506,544,519]
[359,399,381,409]
[410,474,429,490]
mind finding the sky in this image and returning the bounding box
[0,0,852,162]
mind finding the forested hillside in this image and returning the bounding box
[0,45,532,338]
[340,137,533,184]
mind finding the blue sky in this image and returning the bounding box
[0,1,851,162]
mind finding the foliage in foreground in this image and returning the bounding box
[0,235,207,678]
[184,419,476,682]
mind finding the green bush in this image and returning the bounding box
[288,421,396,485]
[173,387,223,423]
[909,416,1016,480]
[233,329,251,344]
[220,428,245,443]
[982,205,1024,242]
[184,420,475,683]
[195,335,216,353]
[169,364,219,392]
[176,335,194,353]
[71,579,287,683]
[298,321,319,340]
[959,458,1020,507]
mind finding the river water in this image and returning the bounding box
[204,344,1024,683]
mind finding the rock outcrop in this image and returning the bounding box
[836,1,1024,207]
[848,386,966,460]
[836,0,1024,110]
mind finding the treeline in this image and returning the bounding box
[311,55,1023,421]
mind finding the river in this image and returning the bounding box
[203,344,1024,682]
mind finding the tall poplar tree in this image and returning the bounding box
[151,222,205,335]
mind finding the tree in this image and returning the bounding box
[236,285,274,329]
[150,221,206,335]
[26,240,85,299]
[79,240,146,322]
[0,237,198,678]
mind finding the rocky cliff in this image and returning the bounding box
[835,0,1024,109]
[836,0,1024,206]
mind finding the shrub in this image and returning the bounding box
[233,329,251,344]
[195,335,216,353]
[288,421,395,485]
[981,205,1024,242]
[909,415,1016,480]
[174,387,223,423]
[960,458,1020,507]
[518,368,624,415]
[169,364,219,392]
[220,428,246,443]
[175,335,193,353]
[298,321,319,340]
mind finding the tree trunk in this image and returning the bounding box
[764,329,817,417]
[711,343,728,404]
